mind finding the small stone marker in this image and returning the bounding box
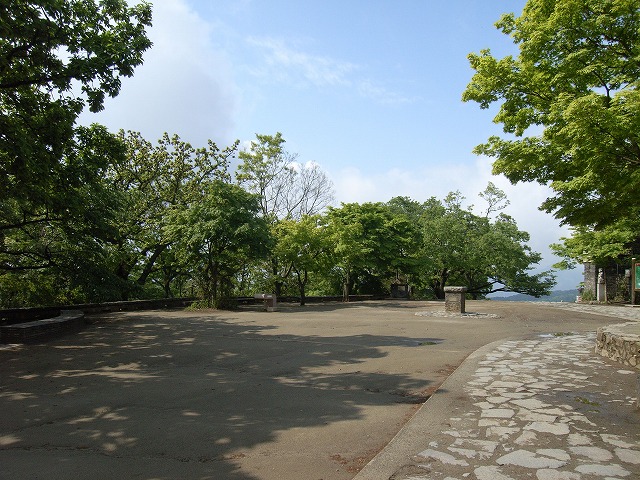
[254,293,277,312]
[597,268,606,302]
[444,286,467,313]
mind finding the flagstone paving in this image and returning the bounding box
[357,330,640,479]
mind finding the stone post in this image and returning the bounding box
[632,257,637,306]
[444,286,467,313]
[254,293,277,312]
[583,261,597,300]
[597,268,606,302]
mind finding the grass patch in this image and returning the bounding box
[575,396,600,407]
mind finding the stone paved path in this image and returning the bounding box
[536,302,640,322]
[356,330,640,479]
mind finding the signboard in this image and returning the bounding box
[636,263,640,290]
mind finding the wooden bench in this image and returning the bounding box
[0,310,86,343]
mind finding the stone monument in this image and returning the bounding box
[444,286,467,313]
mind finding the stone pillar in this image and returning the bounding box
[444,286,467,313]
[583,262,597,299]
[597,268,606,302]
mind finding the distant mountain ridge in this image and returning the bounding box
[491,290,578,302]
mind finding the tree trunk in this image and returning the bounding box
[296,268,308,306]
[343,268,350,302]
[271,257,283,297]
[136,244,167,286]
[275,280,283,297]
[433,268,449,299]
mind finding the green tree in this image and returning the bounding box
[1,0,152,218]
[417,193,471,298]
[166,181,271,309]
[236,132,334,296]
[0,1,152,305]
[326,202,418,300]
[551,222,639,269]
[272,215,332,305]
[107,131,237,298]
[414,189,554,299]
[462,213,555,299]
[463,0,640,230]
[0,124,129,307]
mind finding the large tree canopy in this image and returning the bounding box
[165,181,271,309]
[1,1,152,269]
[462,0,640,230]
[0,1,152,306]
[408,190,555,299]
[1,0,153,207]
[236,132,334,296]
[326,202,420,300]
[107,131,236,298]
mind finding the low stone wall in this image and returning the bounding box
[0,310,86,343]
[0,298,196,325]
[595,322,640,370]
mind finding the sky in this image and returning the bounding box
[81,0,583,292]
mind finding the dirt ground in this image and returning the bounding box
[0,300,621,480]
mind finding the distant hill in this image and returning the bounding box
[491,290,578,303]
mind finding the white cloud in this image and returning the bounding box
[246,36,415,105]
[357,79,419,105]
[81,0,238,146]
[247,37,357,87]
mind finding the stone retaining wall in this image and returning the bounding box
[0,310,86,343]
[595,323,640,370]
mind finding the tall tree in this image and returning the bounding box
[236,133,334,221]
[326,202,418,300]
[463,0,640,230]
[165,181,271,309]
[463,0,640,275]
[272,215,332,305]
[0,1,152,305]
[415,190,554,299]
[236,133,334,295]
[107,131,236,298]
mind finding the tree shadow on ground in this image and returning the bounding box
[0,307,439,480]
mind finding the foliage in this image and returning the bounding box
[400,187,555,299]
[550,220,639,268]
[272,215,333,305]
[462,0,640,267]
[1,0,152,218]
[165,181,271,309]
[237,132,334,221]
[236,132,334,296]
[0,1,152,306]
[106,131,237,298]
[326,202,419,299]
[0,125,129,306]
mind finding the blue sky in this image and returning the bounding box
[82,0,582,291]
